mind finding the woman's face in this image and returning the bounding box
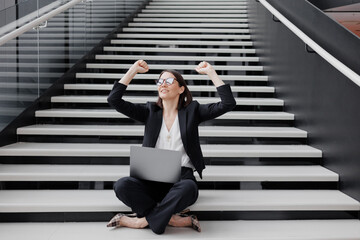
[157,72,184,101]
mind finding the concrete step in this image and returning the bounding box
[0,164,338,182]
[132,17,249,22]
[75,73,267,81]
[96,54,258,62]
[64,83,272,92]
[137,13,247,18]
[0,189,357,212]
[0,142,322,158]
[51,95,283,106]
[85,64,262,71]
[17,125,307,138]
[1,220,360,240]
[122,27,250,33]
[117,33,251,39]
[110,39,253,46]
[149,1,247,5]
[152,0,246,1]
[145,6,247,10]
[103,46,256,54]
[35,109,295,120]
[141,10,247,14]
[128,23,249,28]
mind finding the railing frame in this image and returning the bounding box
[259,0,360,87]
[0,0,83,47]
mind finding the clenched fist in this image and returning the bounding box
[130,60,149,74]
[195,61,216,76]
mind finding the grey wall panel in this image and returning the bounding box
[248,0,360,202]
[308,0,360,10]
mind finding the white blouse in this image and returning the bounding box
[155,115,195,170]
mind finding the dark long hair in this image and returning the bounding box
[156,70,193,110]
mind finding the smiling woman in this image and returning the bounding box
[155,69,192,111]
[106,59,236,234]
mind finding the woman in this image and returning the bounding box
[107,60,236,234]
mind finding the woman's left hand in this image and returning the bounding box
[195,61,224,87]
[195,61,216,76]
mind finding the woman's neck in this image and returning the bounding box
[162,98,178,117]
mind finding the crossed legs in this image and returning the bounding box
[113,176,199,234]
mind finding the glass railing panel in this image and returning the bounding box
[0,0,147,132]
[0,0,64,36]
[0,28,40,131]
[38,1,87,95]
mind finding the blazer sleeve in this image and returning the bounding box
[107,81,149,123]
[198,84,236,123]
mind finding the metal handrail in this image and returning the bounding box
[0,0,83,47]
[259,0,360,87]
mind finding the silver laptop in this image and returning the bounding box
[130,146,182,183]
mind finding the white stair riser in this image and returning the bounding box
[0,143,322,158]
[0,190,357,213]
[0,165,338,182]
[111,39,253,46]
[103,46,256,54]
[133,18,249,22]
[122,27,250,33]
[64,84,272,92]
[35,110,295,120]
[86,64,262,71]
[117,33,252,39]
[17,125,307,138]
[76,73,267,81]
[51,96,284,106]
[96,55,258,62]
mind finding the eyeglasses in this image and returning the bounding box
[156,77,176,86]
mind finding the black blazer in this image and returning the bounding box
[107,81,236,178]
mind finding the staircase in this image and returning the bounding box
[0,0,359,239]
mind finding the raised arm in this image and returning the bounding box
[195,61,225,87]
[119,59,149,85]
[107,60,150,123]
[194,61,236,123]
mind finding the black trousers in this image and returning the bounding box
[113,167,199,234]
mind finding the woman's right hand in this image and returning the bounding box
[119,60,149,85]
[130,60,149,74]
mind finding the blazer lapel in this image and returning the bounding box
[178,108,188,150]
[149,109,163,147]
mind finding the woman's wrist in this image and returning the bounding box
[119,68,137,85]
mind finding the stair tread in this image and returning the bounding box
[51,95,284,106]
[65,83,272,92]
[141,9,247,13]
[103,46,255,53]
[141,10,247,14]
[1,220,359,240]
[132,18,249,22]
[111,39,253,45]
[145,6,247,9]
[75,73,267,81]
[0,164,338,182]
[128,23,249,27]
[0,190,358,212]
[0,142,322,157]
[85,64,262,71]
[116,33,252,39]
[17,124,307,138]
[122,27,249,33]
[137,14,248,18]
[96,54,259,62]
[35,108,295,120]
